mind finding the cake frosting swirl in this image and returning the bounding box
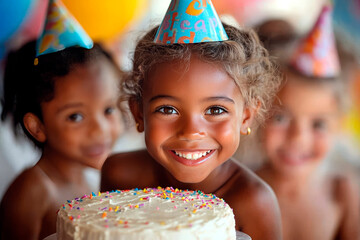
[57,187,236,240]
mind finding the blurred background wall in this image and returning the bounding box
[1,0,359,199]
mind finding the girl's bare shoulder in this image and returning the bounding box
[329,170,360,205]
[102,149,154,172]
[223,160,282,239]
[2,166,52,203]
[234,161,275,195]
[222,160,279,208]
[0,166,52,225]
[101,149,158,191]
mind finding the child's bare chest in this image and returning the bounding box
[279,192,342,240]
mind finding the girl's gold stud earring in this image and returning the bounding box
[246,127,251,135]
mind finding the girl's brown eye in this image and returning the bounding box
[205,106,227,115]
[105,107,115,115]
[313,119,327,131]
[273,114,284,122]
[270,112,289,125]
[156,106,178,115]
[68,113,83,122]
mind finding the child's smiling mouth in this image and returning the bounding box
[278,150,313,165]
[173,150,212,160]
[169,150,214,166]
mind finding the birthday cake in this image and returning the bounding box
[57,187,236,240]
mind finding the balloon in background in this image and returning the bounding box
[62,0,147,42]
[333,0,360,56]
[346,109,360,144]
[0,0,34,43]
[0,0,36,59]
[345,70,360,145]
[1,0,48,60]
[16,0,48,44]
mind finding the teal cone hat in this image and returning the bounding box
[36,0,93,58]
[154,0,228,44]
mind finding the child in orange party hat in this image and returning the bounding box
[101,0,283,239]
[255,5,360,240]
[0,0,123,239]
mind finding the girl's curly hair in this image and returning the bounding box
[123,23,283,125]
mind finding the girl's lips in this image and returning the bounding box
[278,151,312,166]
[169,150,214,166]
[83,144,109,158]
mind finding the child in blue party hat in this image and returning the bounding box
[0,0,123,238]
[255,5,360,240]
[101,1,283,239]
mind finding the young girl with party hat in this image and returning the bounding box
[0,1,123,239]
[255,5,360,240]
[101,1,283,239]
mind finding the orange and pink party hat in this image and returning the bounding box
[291,5,340,78]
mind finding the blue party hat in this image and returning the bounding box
[35,0,93,57]
[154,0,229,44]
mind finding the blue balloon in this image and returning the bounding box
[0,0,33,43]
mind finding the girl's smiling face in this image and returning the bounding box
[263,71,340,176]
[39,60,122,169]
[132,56,254,183]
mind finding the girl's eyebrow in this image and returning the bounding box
[56,103,84,113]
[149,95,179,102]
[203,96,235,104]
[271,104,286,112]
[149,95,235,104]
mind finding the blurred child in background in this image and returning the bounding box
[255,5,360,240]
[0,1,123,239]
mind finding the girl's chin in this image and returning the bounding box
[171,170,209,184]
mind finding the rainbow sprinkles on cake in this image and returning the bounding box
[57,187,236,240]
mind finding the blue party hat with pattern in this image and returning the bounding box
[154,0,228,44]
[36,0,93,57]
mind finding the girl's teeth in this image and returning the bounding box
[174,150,211,160]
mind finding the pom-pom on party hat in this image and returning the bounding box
[154,0,229,44]
[290,5,340,78]
[35,0,93,58]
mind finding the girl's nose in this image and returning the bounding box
[177,116,206,141]
[287,121,308,146]
[89,116,108,137]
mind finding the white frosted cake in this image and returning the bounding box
[57,187,236,240]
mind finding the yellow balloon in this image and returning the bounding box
[345,108,360,144]
[62,0,146,41]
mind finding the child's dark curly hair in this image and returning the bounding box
[123,23,283,125]
[1,41,122,148]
